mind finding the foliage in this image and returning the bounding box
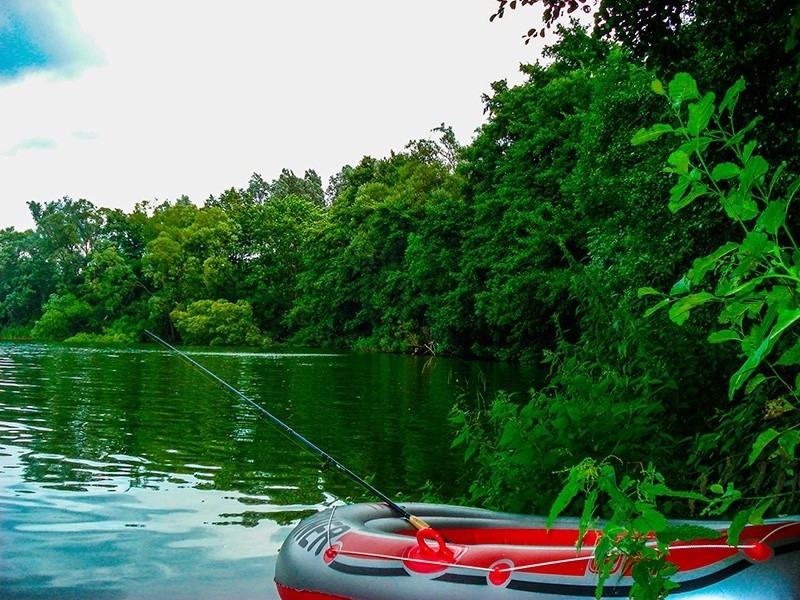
[31,293,93,341]
[636,73,799,513]
[65,331,137,344]
[548,460,722,600]
[290,133,463,353]
[450,356,670,515]
[0,228,51,329]
[171,299,267,346]
[0,14,796,571]
[0,326,32,340]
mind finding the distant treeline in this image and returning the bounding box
[1,17,797,361]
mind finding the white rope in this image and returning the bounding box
[758,520,799,543]
[328,524,800,573]
[324,516,800,575]
[333,547,596,574]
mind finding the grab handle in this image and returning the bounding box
[416,527,452,559]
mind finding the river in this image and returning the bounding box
[0,342,540,599]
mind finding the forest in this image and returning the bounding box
[1,0,798,594]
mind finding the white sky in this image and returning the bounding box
[0,1,561,232]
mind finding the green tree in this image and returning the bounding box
[0,228,52,332]
[31,293,93,341]
[141,201,239,335]
[290,138,462,352]
[28,197,103,292]
[171,299,265,346]
[268,168,325,208]
[491,0,800,167]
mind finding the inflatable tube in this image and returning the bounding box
[275,503,800,599]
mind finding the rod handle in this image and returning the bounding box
[407,514,431,531]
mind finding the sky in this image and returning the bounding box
[0,0,564,232]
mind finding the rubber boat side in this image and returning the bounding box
[274,502,800,599]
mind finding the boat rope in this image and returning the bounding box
[335,547,596,573]
[755,520,799,543]
[323,514,800,575]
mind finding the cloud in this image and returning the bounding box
[4,137,57,156]
[0,0,104,82]
[0,1,561,232]
[71,130,98,141]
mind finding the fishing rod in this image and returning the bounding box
[145,330,431,531]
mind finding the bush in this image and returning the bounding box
[171,299,267,346]
[31,294,93,341]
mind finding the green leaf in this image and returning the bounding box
[711,162,740,181]
[670,276,691,295]
[779,430,800,459]
[718,78,745,115]
[669,183,708,212]
[651,79,665,95]
[631,123,674,145]
[770,308,800,341]
[722,190,758,221]
[748,428,781,465]
[669,292,716,325]
[547,469,583,528]
[637,287,662,297]
[757,200,786,235]
[678,137,712,155]
[741,231,770,259]
[688,92,716,136]
[730,338,770,399]
[667,150,690,174]
[639,481,708,502]
[709,483,724,494]
[727,508,752,546]
[643,298,670,318]
[450,430,467,448]
[659,524,721,545]
[668,73,700,104]
[724,117,763,148]
[743,140,758,164]
[740,117,764,139]
[745,374,766,394]
[633,508,668,534]
[708,329,739,344]
[776,340,800,366]
[464,443,477,462]
[788,177,800,199]
[578,488,599,549]
[669,177,691,205]
[687,242,739,283]
[739,155,770,192]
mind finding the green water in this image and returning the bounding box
[0,342,540,599]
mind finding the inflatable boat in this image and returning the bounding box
[275,502,800,599]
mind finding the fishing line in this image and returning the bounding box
[145,330,431,531]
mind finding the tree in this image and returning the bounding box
[241,194,323,339]
[457,42,597,359]
[31,293,93,341]
[490,0,800,168]
[268,168,325,208]
[141,201,239,337]
[290,146,462,352]
[28,197,104,292]
[171,299,265,346]
[0,228,52,331]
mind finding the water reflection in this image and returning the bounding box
[0,342,540,599]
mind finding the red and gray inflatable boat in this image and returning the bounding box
[275,502,800,599]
